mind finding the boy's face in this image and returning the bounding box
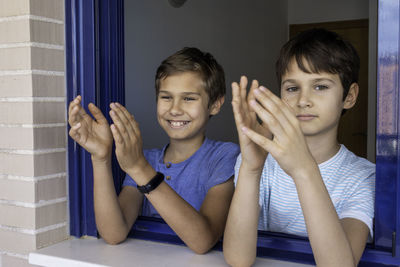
[280,59,357,139]
[157,72,222,143]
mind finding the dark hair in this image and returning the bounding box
[276,28,360,100]
[155,47,226,106]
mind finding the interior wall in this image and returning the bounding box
[124,0,288,148]
[288,0,369,25]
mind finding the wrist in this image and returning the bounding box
[127,161,156,185]
[239,162,263,178]
[291,162,320,184]
[91,154,112,165]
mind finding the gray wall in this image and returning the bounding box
[124,0,288,148]
[288,0,369,24]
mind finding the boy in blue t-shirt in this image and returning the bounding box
[68,47,239,254]
[223,29,374,266]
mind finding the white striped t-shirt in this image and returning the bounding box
[234,144,375,237]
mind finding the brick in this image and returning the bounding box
[1,254,38,267]
[0,153,34,177]
[36,225,68,249]
[0,127,34,149]
[32,74,65,97]
[0,75,33,97]
[0,179,36,202]
[0,175,66,203]
[36,175,67,201]
[33,152,66,176]
[0,229,36,254]
[0,47,31,70]
[29,0,64,21]
[36,202,67,229]
[34,126,66,150]
[0,204,35,229]
[31,47,64,72]
[32,102,66,124]
[30,20,64,45]
[0,102,33,124]
[0,0,30,17]
[0,20,30,44]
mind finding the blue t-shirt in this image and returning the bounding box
[123,138,240,217]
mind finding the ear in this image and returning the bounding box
[343,83,359,110]
[209,96,225,116]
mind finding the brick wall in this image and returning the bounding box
[0,0,68,266]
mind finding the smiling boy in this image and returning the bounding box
[223,29,375,266]
[68,47,239,254]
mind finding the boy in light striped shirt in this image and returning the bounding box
[223,28,375,266]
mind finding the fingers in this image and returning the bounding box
[249,96,287,139]
[109,103,140,146]
[251,87,298,138]
[241,126,277,154]
[88,103,108,124]
[248,79,259,105]
[68,122,81,141]
[68,96,94,127]
[258,87,298,127]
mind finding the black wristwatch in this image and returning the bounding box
[137,172,164,194]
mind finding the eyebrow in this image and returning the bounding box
[158,90,202,96]
[281,78,336,85]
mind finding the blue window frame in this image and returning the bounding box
[65,0,400,265]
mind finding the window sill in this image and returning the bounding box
[29,237,312,267]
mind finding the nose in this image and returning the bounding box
[297,90,312,108]
[169,99,184,116]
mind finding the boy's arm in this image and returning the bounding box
[223,164,262,267]
[223,76,271,266]
[243,86,367,266]
[108,102,235,254]
[92,158,143,244]
[68,96,142,244]
[138,166,235,254]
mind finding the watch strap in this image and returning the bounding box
[137,172,164,194]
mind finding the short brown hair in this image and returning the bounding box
[155,47,226,106]
[276,28,360,100]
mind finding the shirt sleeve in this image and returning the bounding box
[339,171,375,238]
[205,142,240,191]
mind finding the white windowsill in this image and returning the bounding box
[29,237,312,267]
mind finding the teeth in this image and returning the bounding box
[169,121,188,127]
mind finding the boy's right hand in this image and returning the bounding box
[68,95,113,162]
[232,76,271,172]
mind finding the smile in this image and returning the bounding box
[168,120,190,128]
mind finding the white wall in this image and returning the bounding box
[124,0,288,148]
[288,0,369,25]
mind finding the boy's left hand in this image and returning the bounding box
[241,86,317,178]
[109,103,149,175]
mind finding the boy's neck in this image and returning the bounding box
[164,135,206,164]
[305,131,341,165]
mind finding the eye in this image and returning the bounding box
[315,85,329,90]
[286,86,298,92]
[159,95,171,100]
[184,97,196,101]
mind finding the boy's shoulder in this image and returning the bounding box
[320,145,375,186]
[202,138,240,157]
[334,145,375,171]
